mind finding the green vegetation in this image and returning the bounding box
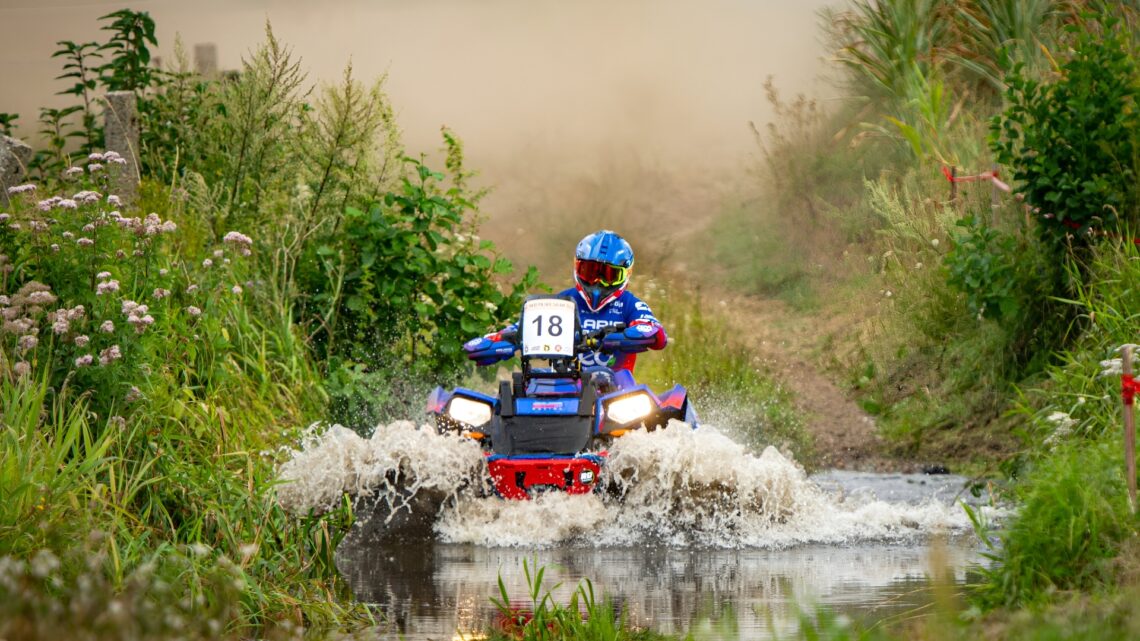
[487,559,670,641]
[700,0,1140,639]
[0,10,534,638]
[635,281,808,458]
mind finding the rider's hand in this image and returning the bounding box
[463,336,516,366]
[601,324,663,354]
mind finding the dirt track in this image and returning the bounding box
[716,292,912,472]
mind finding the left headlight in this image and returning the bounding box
[447,396,493,428]
[605,392,654,425]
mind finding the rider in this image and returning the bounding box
[463,230,668,384]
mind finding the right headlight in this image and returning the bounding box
[605,392,654,425]
[447,396,493,428]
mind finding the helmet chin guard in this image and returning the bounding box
[576,279,627,312]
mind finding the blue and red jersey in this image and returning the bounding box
[557,287,666,371]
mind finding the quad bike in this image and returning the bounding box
[427,295,698,499]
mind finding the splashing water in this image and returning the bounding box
[276,421,486,522]
[277,421,994,548]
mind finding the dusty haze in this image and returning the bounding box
[0,0,837,274]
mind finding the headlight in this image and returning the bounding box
[605,392,654,425]
[447,397,492,427]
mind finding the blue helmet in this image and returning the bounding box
[573,230,634,311]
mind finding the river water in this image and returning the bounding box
[278,422,997,640]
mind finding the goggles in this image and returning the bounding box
[575,259,628,287]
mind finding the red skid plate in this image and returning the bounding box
[487,457,604,500]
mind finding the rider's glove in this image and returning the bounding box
[601,323,665,354]
[463,336,516,366]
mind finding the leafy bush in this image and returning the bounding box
[992,17,1140,249]
[302,156,537,381]
[944,216,1021,320]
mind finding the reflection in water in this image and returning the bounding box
[336,539,983,640]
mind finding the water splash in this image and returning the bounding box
[276,421,485,521]
[277,420,996,548]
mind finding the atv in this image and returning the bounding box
[427,295,698,499]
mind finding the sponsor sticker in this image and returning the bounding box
[532,401,564,411]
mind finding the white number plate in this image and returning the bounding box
[521,298,576,357]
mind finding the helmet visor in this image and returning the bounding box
[575,259,628,287]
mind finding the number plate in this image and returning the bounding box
[521,298,576,357]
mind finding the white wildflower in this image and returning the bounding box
[186,306,201,317]
[18,335,38,352]
[29,550,59,579]
[152,288,170,299]
[6,184,36,196]
[223,231,252,247]
[87,163,104,173]
[97,271,112,280]
[1101,358,1124,377]
[12,361,30,377]
[202,258,213,268]
[1044,411,1078,446]
[27,291,56,305]
[100,320,115,333]
[75,354,94,368]
[77,237,94,247]
[74,335,90,347]
[96,280,120,296]
[98,344,122,366]
[231,284,243,295]
[107,195,122,207]
[56,199,78,210]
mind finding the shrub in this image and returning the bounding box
[992,17,1140,250]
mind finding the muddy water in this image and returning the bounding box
[280,422,995,639]
[337,536,982,640]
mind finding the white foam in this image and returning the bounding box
[275,421,486,519]
[277,420,998,548]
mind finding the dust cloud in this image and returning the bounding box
[0,0,836,274]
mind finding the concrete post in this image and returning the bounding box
[194,43,218,77]
[0,135,33,207]
[103,91,140,202]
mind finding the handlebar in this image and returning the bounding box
[579,323,626,352]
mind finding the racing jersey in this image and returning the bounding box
[557,287,665,371]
